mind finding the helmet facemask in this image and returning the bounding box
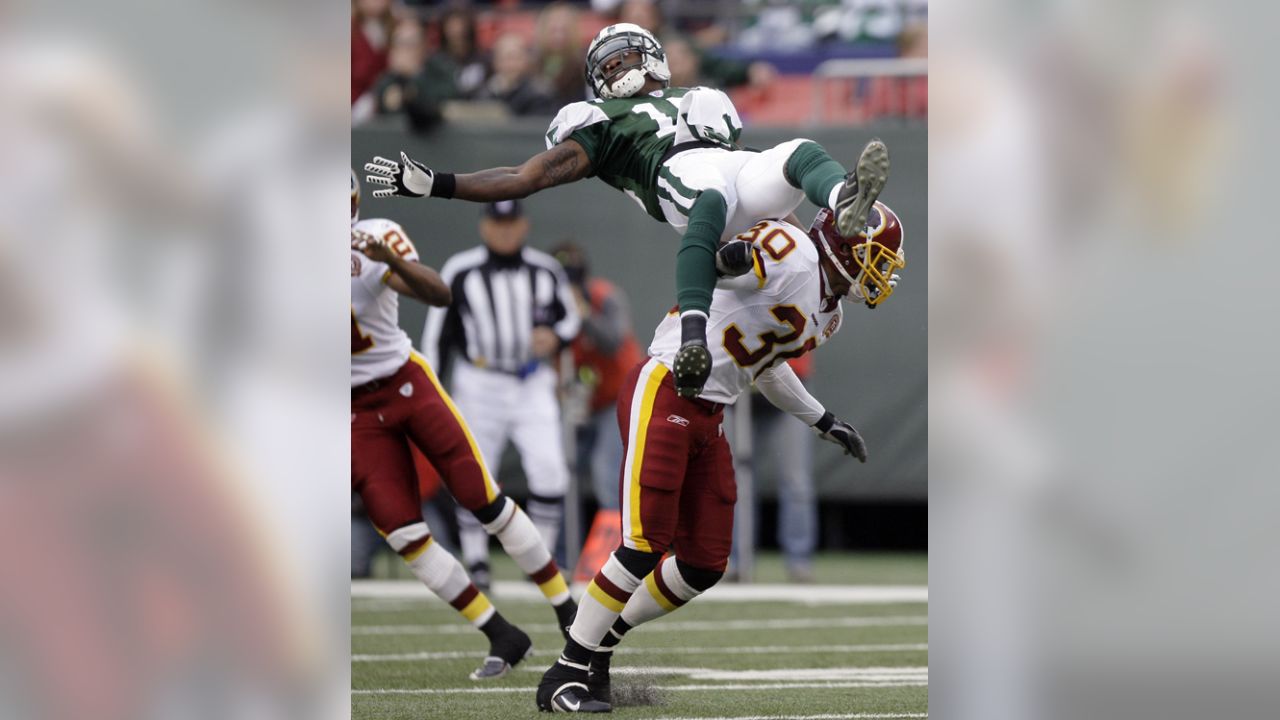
[848,239,906,306]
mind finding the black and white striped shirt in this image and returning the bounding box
[424,245,581,377]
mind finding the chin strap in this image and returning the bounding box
[815,234,864,298]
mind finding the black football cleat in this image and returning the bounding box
[672,341,711,399]
[588,651,612,705]
[554,598,579,642]
[537,663,612,713]
[834,139,890,239]
[470,623,532,680]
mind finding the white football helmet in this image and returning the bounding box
[584,23,670,99]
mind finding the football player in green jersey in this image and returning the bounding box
[366,22,890,403]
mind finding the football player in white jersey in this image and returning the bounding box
[350,171,578,680]
[535,202,905,712]
[365,22,890,404]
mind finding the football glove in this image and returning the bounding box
[812,411,867,463]
[673,312,711,399]
[351,229,395,264]
[715,240,754,278]
[365,152,437,198]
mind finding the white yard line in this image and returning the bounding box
[352,580,927,604]
[517,666,927,681]
[515,666,927,682]
[655,714,927,720]
[355,643,927,662]
[654,714,927,720]
[353,614,927,636]
[353,680,928,696]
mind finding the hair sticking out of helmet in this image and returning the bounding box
[584,23,670,99]
[808,202,905,307]
[351,168,360,225]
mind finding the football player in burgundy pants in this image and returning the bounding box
[536,203,905,711]
[350,172,577,679]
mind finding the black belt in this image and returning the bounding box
[658,140,724,168]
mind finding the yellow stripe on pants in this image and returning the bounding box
[408,351,499,503]
[626,362,669,553]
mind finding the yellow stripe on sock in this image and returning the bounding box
[586,580,626,613]
[539,573,570,602]
[644,572,679,612]
[403,535,433,563]
[459,593,493,623]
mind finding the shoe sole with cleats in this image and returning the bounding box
[835,139,890,238]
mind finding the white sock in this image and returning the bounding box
[569,554,643,650]
[387,522,494,627]
[525,496,563,557]
[827,182,842,211]
[457,510,490,568]
[484,497,570,605]
[620,557,704,628]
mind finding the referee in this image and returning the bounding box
[424,200,581,588]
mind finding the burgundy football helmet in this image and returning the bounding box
[808,201,905,307]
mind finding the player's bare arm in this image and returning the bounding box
[357,234,451,306]
[385,257,451,307]
[364,142,592,202]
[454,141,592,200]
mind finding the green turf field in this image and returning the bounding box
[352,552,928,720]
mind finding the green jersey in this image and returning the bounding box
[544,86,743,222]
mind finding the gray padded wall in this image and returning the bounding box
[353,120,926,500]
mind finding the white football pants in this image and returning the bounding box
[449,361,569,567]
[657,138,813,240]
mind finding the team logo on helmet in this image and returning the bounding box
[808,202,905,307]
[584,23,670,99]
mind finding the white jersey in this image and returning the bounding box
[351,218,420,386]
[649,219,845,404]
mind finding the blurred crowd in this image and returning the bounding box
[352,0,928,129]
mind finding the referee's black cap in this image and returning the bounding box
[484,199,523,220]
